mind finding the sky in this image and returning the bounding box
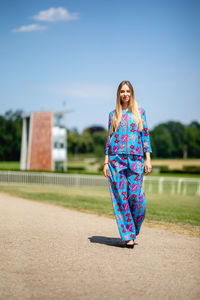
[0,0,199,133]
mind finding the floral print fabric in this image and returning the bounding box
[108,154,146,241]
[105,108,152,155]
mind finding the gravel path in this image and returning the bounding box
[0,193,200,300]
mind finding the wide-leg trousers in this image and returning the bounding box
[108,154,146,241]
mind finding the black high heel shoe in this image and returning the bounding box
[125,240,134,248]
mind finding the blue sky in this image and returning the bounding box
[0,0,199,133]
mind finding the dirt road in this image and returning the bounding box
[0,193,199,300]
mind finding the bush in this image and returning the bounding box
[158,165,169,172]
[159,165,200,174]
[182,166,200,174]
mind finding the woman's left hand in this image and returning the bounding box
[144,159,152,175]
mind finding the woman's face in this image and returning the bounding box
[120,84,131,105]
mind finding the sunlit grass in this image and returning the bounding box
[0,184,199,230]
[0,161,20,170]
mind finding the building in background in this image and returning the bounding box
[20,110,70,171]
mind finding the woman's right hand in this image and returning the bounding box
[103,163,109,178]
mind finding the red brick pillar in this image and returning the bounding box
[28,111,53,171]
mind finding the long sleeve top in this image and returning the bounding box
[105,107,152,156]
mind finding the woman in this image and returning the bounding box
[103,80,152,248]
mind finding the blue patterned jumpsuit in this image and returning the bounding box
[105,108,152,241]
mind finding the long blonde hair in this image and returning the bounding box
[111,81,143,134]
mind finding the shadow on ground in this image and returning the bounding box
[88,236,138,248]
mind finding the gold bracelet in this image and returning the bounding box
[104,162,108,165]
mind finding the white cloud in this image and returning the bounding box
[48,83,115,100]
[32,7,79,22]
[12,24,47,33]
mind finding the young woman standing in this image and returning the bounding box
[103,80,152,248]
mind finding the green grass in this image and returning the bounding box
[0,185,114,217]
[0,184,199,229]
[146,194,200,226]
[0,161,20,170]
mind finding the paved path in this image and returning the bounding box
[0,193,200,300]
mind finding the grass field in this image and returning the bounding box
[0,161,20,170]
[0,184,199,237]
[0,160,200,178]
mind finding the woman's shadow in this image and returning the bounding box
[88,236,138,248]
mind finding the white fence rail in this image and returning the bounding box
[0,171,200,196]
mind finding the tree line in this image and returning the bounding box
[0,110,199,161]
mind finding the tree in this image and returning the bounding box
[165,121,186,158]
[184,122,200,158]
[67,128,80,155]
[151,124,173,158]
[92,131,108,157]
[0,110,24,161]
[79,130,94,153]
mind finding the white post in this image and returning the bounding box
[159,178,164,194]
[177,178,183,195]
[183,182,187,195]
[171,182,175,195]
[75,175,80,187]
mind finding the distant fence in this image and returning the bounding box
[0,171,200,196]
